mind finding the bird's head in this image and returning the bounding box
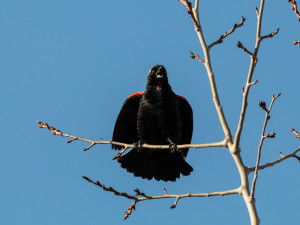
[146,65,169,87]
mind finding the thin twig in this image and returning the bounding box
[287,0,300,21]
[209,16,246,48]
[249,79,259,86]
[261,28,280,40]
[293,40,300,45]
[290,128,300,138]
[236,41,253,56]
[255,6,259,16]
[82,176,137,200]
[248,147,300,172]
[112,146,130,160]
[190,51,205,64]
[250,93,281,200]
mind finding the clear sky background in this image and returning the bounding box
[1,0,299,224]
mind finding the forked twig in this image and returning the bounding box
[250,94,281,200]
[82,176,240,220]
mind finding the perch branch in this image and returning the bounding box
[38,121,227,158]
[209,16,246,48]
[83,176,240,220]
[250,93,281,200]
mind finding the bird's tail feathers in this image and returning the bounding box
[117,148,193,182]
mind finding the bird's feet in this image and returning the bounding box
[169,142,178,154]
[134,140,144,152]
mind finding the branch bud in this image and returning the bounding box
[258,101,267,112]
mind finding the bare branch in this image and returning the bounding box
[291,128,300,138]
[234,0,273,152]
[38,121,227,154]
[287,0,300,21]
[250,94,281,200]
[248,147,300,172]
[83,176,240,219]
[209,16,246,48]
[261,28,280,40]
[190,51,205,64]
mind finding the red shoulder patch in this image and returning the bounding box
[176,95,189,103]
[128,92,144,98]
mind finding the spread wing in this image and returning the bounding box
[176,95,193,158]
[112,93,143,150]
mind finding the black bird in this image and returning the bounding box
[112,65,193,182]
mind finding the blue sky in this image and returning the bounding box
[1,0,299,224]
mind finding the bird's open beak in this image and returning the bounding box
[156,74,163,79]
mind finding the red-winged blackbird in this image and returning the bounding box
[112,65,193,182]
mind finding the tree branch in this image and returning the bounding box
[209,16,246,48]
[233,0,279,152]
[83,176,240,220]
[180,2,263,223]
[181,0,233,143]
[38,121,227,158]
[248,147,300,172]
[250,93,281,200]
